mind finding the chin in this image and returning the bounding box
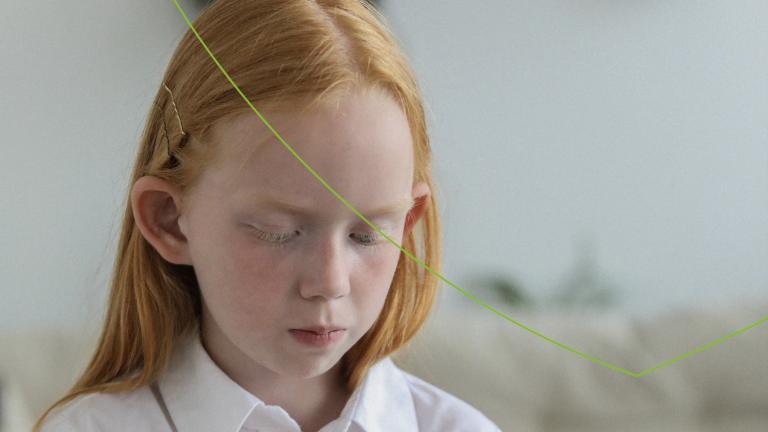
[278,358,338,380]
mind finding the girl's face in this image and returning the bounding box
[176,87,430,379]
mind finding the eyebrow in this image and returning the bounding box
[249,196,415,219]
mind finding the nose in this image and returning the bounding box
[298,234,351,301]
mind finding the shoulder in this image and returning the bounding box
[399,368,502,432]
[39,385,166,432]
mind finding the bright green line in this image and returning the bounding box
[635,312,768,377]
[168,0,766,378]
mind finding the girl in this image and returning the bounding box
[35,1,501,431]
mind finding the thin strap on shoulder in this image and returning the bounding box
[150,381,179,432]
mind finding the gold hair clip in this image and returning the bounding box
[162,82,186,136]
[155,82,187,160]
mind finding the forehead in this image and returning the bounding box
[203,87,415,216]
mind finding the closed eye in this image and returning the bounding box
[247,226,384,250]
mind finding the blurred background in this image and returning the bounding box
[1,0,766,431]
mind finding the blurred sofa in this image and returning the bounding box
[2,295,767,432]
[396,294,768,432]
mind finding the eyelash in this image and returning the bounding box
[249,227,383,250]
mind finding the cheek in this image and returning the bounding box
[196,232,289,331]
[226,252,286,314]
[353,245,403,317]
[201,271,280,329]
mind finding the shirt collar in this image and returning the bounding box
[158,330,419,432]
[349,352,419,432]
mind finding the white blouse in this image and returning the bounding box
[41,331,501,432]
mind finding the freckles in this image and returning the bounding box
[226,285,279,326]
[378,246,403,273]
[350,252,400,297]
[359,257,398,296]
[220,256,279,310]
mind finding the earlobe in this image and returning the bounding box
[130,176,193,265]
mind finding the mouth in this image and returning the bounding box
[289,328,346,347]
[291,326,346,335]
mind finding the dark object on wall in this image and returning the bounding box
[549,236,621,310]
[465,271,533,308]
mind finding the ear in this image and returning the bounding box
[130,176,193,265]
[403,181,431,238]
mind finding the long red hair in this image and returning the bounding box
[34,0,441,429]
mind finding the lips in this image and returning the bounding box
[289,328,346,348]
[292,326,345,334]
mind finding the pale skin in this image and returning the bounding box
[131,86,430,432]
